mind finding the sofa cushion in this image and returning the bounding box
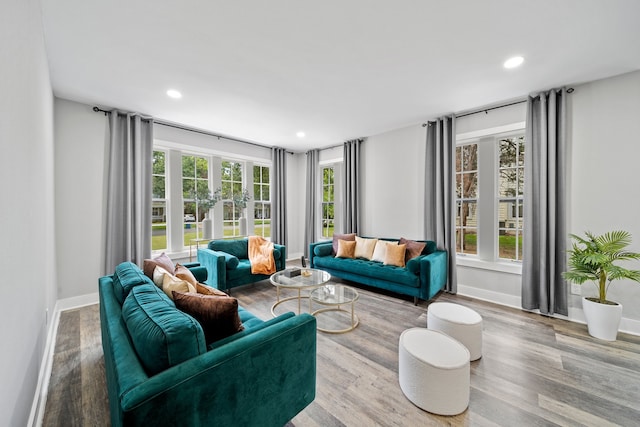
[332,233,356,255]
[314,244,333,257]
[371,240,398,263]
[113,262,154,305]
[336,239,356,258]
[162,274,196,300]
[209,239,248,259]
[143,252,175,279]
[355,237,378,260]
[196,283,229,296]
[399,237,427,262]
[313,256,420,288]
[227,259,253,281]
[173,292,245,345]
[175,263,199,286]
[122,283,206,376]
[385,244,407,267]
[222,253,240,270]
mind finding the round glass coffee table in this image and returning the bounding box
[270,268,331,316]
[309,284,360,333]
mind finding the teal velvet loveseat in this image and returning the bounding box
[99,261,316,427]
[197,238,286,291]
[309,238,447,303]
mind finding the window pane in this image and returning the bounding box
[151,201,167,251]
[232,163,242,181]
[153,151,165,174]
[262,167,270,183]
[183,179,195,198]
[182,156,194,177]
[462,172,477,198]
[262,185,270,201]
[462,144,477,170]
[499,139,517,168]
[460,229,477,255]
[152,176,165,199]
[196,157,208,179]
[499,169,517,197]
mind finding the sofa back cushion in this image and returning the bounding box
[122,283,207,376]
[209,239,248,259]
[113,262,154,305]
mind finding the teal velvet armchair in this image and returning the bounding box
[197,238,286,291]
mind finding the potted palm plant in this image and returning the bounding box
[562,230,640,341]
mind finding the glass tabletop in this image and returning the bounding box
[310,284,359,305]
[270,268,331,289]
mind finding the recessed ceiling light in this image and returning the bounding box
[166,89,182,99]
[503,56,524,69]
[296,131,306,138]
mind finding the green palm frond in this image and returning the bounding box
[564,230,640,303]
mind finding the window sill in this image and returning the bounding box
[456,256,522,275]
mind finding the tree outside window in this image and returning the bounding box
[498,136,525,260]
[152,150,167,251]
[221,160,244,237]
[182,155,209,243]
[322,166,335,238]
[253,165,270,238]
[455,144,478,255]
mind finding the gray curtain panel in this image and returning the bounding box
[271,147,288,246]
[342,139,362,234]
[522,88,568,315]
[424,116,457,293]
[304,149,319,258]
[103,111,153,274]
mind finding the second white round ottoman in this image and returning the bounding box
[398,328,470,415]
[427,302,483,361]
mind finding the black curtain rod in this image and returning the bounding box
[93,106,293,154]
[421,87,574,127]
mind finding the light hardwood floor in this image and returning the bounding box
[43,275,640,426]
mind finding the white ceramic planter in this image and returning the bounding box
[582,297,623,341]
[202,212,213,239]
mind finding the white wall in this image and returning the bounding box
[0,0,56,425]
[54,99,107,298]
[569,70,640,329]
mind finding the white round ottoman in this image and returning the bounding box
[427,302,483,361]
[398,328,470,415]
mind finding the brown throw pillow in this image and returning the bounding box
[196,282,228,296]
[143,252,175,279]
[384,243,407,267]
[336,239,356,258]
[399,238,427,262]
[332,233,356,255]
[173,292,244,344]
[175,263,198,287]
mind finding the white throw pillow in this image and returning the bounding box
[152,266,170,288]
[354,237,378,260]
[371,240,398,263]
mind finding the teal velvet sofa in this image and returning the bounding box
[99,261,316,427]
[197,238,286,291]
[309,238,447,303]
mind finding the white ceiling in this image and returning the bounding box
[41,0,640,152]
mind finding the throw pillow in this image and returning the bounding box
[332,233,356,255]
[371,240,398,263]
[175,263,198,287]
[399,237,427,262]
[384,243,407,267]
[162,274,196,300]
[143,252,175,279]
[354,237,378,260]
[196,282,228,296]
[336,239,356,259]
[152,266,170,288]
[173,292,245,345]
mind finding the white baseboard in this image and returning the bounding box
[458,283,640,337]
[28,292,100,427]
[457,284,521,309]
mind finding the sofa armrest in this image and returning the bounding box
[119,313,317,426]
[181,262,208,283]
[273,243,287,271]
[419,250,448,300]
[196,248,227,290]
[309,241,333,268]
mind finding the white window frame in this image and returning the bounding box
[253,163,271,239]
[455,123,525,275]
